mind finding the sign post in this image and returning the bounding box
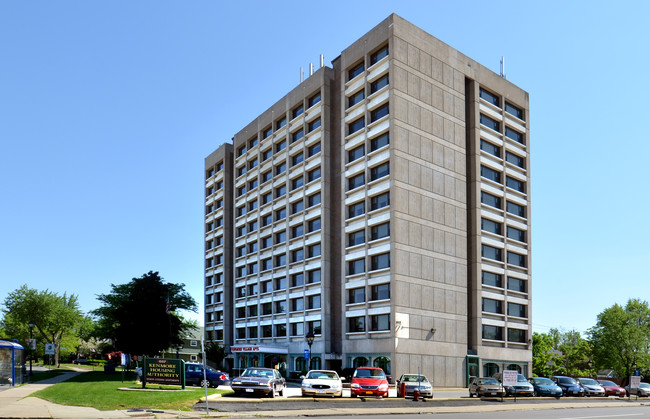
[630,375,641,400]
[502,370,518,402]
[142,358,185,389]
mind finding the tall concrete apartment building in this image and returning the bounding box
[204,14,531,387]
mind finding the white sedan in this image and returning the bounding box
[301,370,343,397]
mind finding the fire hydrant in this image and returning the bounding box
[413,388,420,401]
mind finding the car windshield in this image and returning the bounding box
[478,378,499,385]
[354,369,385,379]
[403,375,429,383]
[307,371,339,380]
[639,383,650,389]
[242,368,272,378]
[533,378,554,385]
[599,381,616,387]
[517,374,528,382]
[580,378,599,385]
[558,377,577,385]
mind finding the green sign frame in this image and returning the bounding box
[142,358,185,389]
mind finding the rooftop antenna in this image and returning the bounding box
[300,67,304,83]
[500,56,506,79]
[320,54,324,68]
[309,63,314,76]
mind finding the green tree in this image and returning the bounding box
[204,341,227,369]
[92,271,197,356]
[1,285,83,366]
[588,299,650,379]
[532,331,557,377]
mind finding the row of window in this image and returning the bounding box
[348,161,389,191]
[347,44,389,81]
[481,245,527,268]
[348,313,390,333]
[347,283,390,304]
[235,242,322,277]
[205,161,225,180]
[236,92,322,158]
[479,88,525,121]
[480,139,525,169]
[481,217,527,243]
[236,320,321,339]
[480,165,526,193]
[482,298,527,318]
[236,199,322,239]
[481,271,526,293]
[481,191,526,218]
[347,97,389,136]
[235,269,322,298]
[236,294,321,319]
[347,221,389,247]
[205,180,224,198]
[348,252,390,276]
[482,325,527,343]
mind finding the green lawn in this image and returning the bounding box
[29,369,73,383]
[33,371,230,411]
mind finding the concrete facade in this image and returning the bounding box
[204,14,531,387]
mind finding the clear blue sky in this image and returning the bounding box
[1,1,648,336]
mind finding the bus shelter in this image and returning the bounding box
[0,340,25,386]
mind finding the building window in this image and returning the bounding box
[482,298,503,314]
[370,45,388,65]
[481,244,503,261]
[507,328,526,343]
[480,165,501,183]
[276,140,286,153]
[308,143,321,157]
[506,177,525,194]
[274,277,286,291]
[505,127,523,144]
[291,177,304,191]
[237,186,246,197]
[275,207,286,221]
[248,326,258,338]
[307,167,321,182]
[262,192,272,205]
[348,316,365,333]
[348,201,365,218]
[262,302,272,315]
[291,224,303,238]
[348,145,365,162]
[262,325,272,337]
[307,243,321,258]
[370,103,389,122]
[292,129,304,143]
[479,88,500,106]
[236,226,246,237]
[308,92,321,108]
[308,118,321,132]
[370,133,389,151]
[292,152,304,166]
[275,230,286,244]
[307,295,320,309]
[249,179,258,190]
[370,163,389,181]
[236,328,246,339]
[308,320,322,335]
[308,192,321,207]
[505,102,524,120]
[480,139,500,157]
[349,287,365,304]
[370,74,389,93]
[370,222,389,241]
[481,191,502,209]
[291,322,304,336]
[508,302,526,318]
[505,151,525,168]
[505,278,525,294]
[349,258,365,275]
[371,314,390,331]
[262,170,272,183]
[482,325,503,341]
[237,145,246,157]
[482,271,502,288]
[291,297,304,311]
[348,173,365,190]
[236,286,246,298]
[237,165,246,177]
[348,90,365,108]
[275,162,286,175]
[292,105,304,119]
[261,258,272,271]
[480,114,500,132]
[507,252,526,267]
[348,62,364,80]
[249,158,258,169]
[275,185,286,198]
[348,230,365,247]
[247,262,258,275]
[481,218,502,235]
[506,201,526,218]
[248,220,258,232]
[307,217,321,232]
[348,117,365,135]
[248,302,258,316]
[261,236,272,249]
[276,116,287,130]
[206,168,215,179]
[249,200,258,211]
[371,253,390,271]
[299,270,317,286]
[262,148,272,161]
[291,248,304,263]
[291,273,304,287]
[263,127,272,138]
[371,283,390,300]
[507,226,526,242]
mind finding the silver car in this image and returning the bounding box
[397,374,433,398]
[577,378,605,396]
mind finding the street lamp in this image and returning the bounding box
[176,344,184,359]
[305,330,315,370]
[28,321,34,378]
[633,360,637,376]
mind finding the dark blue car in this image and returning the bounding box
[551,376,584,396]
[185,362,230,388]
[529,377,563,398]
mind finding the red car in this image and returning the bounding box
[350,367,389,398]
[598,380,626,397]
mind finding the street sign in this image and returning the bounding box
[45,343,55,355]
[304,349,309,360]
[631,376,641,389]
[502,370,518,387]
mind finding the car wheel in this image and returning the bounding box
[555,395,561,400]
[269,388,276,398]
[200,379,212,388]
[469,391,474,398]
[533,390,538,397]
[279,387,285,397]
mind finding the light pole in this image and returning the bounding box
[305,330,315,371]
[176,344,184,359]
[28,321,34,377]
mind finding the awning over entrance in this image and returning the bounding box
[230,344,288,354]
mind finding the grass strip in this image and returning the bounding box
[33,371,229,411]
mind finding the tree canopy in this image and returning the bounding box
[1,285,83,365]
[588,298,650,379]
[532,328,593,377]
[92,271,197,356]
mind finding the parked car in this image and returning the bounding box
[350,367,389,398]
[576,378,605,396]
[468,377,505,398]
[185,362,229,388]
[72,358,89,365]
[231,367,286,398]
[301,370,343,397]
[396,374,433,398]
[493,373,533,397]
[551,376,585,396]
[528,377,563,398]
[597,380,626,397]
[626,382,650,397]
